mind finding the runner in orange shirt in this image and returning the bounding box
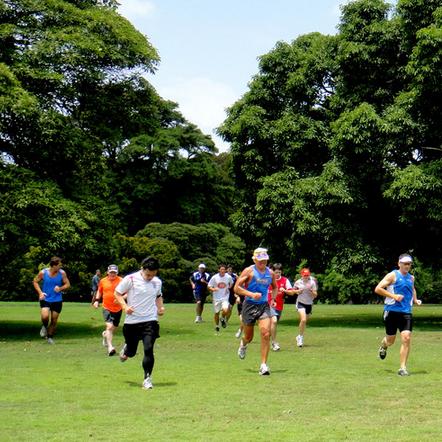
[93,264,123,356]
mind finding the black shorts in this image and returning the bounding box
[39,300,63,314]
[296,302,313,315]
[122,321,160,357]
[228,291,236,306]
[102,309,122,327]
[241,301,272,325]
[383,310,413,335]
[237,296,245,315]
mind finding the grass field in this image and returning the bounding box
[1,302,441,441]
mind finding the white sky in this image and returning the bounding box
[117,0,350,152]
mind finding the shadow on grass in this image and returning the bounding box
[125,380,178,389]
[0,320,101,341]
[280,313,442,331]
[0,320,205,342]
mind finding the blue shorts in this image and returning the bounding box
[193,290,207,304]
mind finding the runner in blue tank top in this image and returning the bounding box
[234,248,277,376]
[374,253,422,376]
[33,256,70,344]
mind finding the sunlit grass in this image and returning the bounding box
[1,302,441,441]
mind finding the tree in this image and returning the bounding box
[219,0,442,302]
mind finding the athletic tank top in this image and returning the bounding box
[384,269,414,313]
[246,265,272,305]
[42,268,64,302]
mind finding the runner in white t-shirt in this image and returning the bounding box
[293,267,318,348]
[208,264,233,333]
[114,256,165,390]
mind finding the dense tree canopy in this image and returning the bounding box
[219,0,442,302]
[0,0,236,299]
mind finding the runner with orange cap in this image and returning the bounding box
[293,267,318,348]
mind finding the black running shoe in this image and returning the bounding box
[379,346,387,360]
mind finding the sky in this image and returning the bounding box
[117,0,351,152]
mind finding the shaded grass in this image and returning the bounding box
[0,303,441,441]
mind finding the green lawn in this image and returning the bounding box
[1,302,441,441]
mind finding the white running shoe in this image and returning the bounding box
[142,376,153,390]
[272,342,281,351]
[40,326,47,338]
[102,331,107,347]
[259,363,270,375]
[398,367,409,376]
[235,329,242,339]
[119,344,128,362]
[296,335,303,347]
[47,337,55,345]
[238,344,247,359]
[194,316,203,323]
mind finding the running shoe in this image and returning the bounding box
[40,326,47,338]
[237,344,247,359]
[235,329,242,339]
[272,342,281,351]
[378,345,387,360]
[296,335,303,347]
[47,337,55,345]
[142,376,153,390]
[119,344,128,362]
[259,363,270,375]
[194,316,202,323]
[215,326,220,333]
[220,317,227,328]
[108,348,116,356]
[398,367,409,376]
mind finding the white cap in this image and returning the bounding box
[399,255,412,263]
[198,263,206,269]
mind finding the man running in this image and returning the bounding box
[234,248,277,375]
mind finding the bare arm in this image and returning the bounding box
[156,296,165,315]
[374,272,403,302]
[115,290,134,314]
[33,271,45,300]
[234,267,261,300]
[55,271,70,292]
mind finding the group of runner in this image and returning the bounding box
[32,249,421,391]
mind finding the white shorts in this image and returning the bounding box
[213,299,230,313]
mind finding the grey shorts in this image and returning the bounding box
[241,301,272,325]
[102,308,122,327]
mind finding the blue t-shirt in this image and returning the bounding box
[42,268,64,302]
[246,265,272,305]
[191,271,210,296]
[384,269,414,314]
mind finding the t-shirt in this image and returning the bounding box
[116,271,162,324]
[208,273,233,301]
[267,276,292,311]
[190,271,210,296]
[294,276,317,305]
[97,275,123,313]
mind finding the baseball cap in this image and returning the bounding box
[300,268,311,277]
[253,248,269,261]
[399,255,413,264]
[198,263,206,269]
[107,264,119,273]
